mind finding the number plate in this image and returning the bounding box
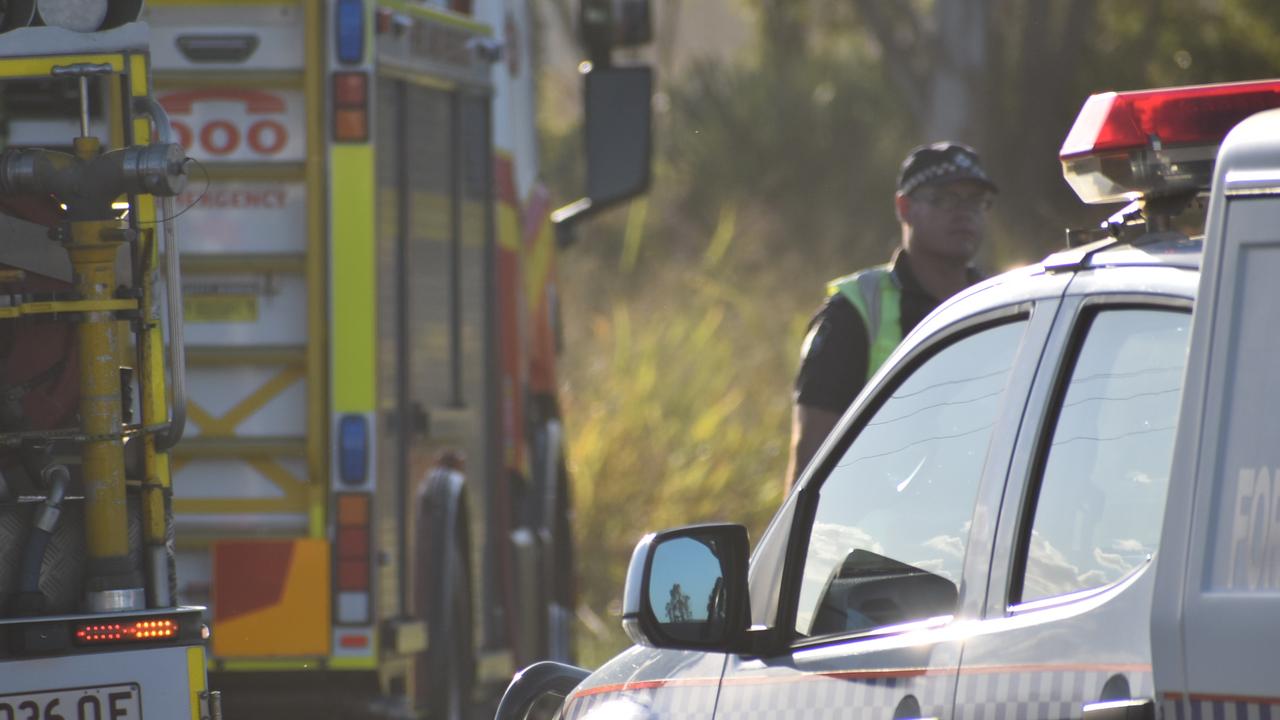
[0,683,141,720]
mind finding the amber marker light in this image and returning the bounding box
[74,618,179,645]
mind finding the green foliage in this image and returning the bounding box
[559,244,815,666]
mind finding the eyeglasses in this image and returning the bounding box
[912,190,994,213]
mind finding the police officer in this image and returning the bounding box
[785,142,997,492]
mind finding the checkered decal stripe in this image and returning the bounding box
[955,669,1154,720]
[1163,697,1280,720]
[563,668,1154,720]
[714,674,952,720]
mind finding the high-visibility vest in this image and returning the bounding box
[826,265,902,381]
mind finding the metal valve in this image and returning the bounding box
[0,143,190,219]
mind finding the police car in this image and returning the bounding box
[497,79,1280,720]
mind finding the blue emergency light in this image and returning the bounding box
[335,0,365,65]
[338,414,369,485]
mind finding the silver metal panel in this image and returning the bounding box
[146,5,304,71]
[184,366,307,436]
[174,457,307,499]
[375,10,492,89]
[175,181,308,254]
[0,646,197,718]
[0,23,149,58]
[160,272,309,346]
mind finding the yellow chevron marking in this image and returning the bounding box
[184,401,220,437]
[188,366,305,436]
[174,458,308,515]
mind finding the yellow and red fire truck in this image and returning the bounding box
[142,0,651,717]
[0,5,215,719]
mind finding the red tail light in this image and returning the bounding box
[332,71,369,143]
[336,493,370,592]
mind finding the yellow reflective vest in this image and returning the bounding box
[826,265,902,382]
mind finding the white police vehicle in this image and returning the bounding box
[496,79,1280,720]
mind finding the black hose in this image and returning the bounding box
[16,528,51,594]
[10,464,68,616]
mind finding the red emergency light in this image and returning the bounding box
[74,618,179,645]
[1061,79,1280,204]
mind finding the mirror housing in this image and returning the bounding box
[580,0,652,65]
[494,661,591,720]
[621,523,750,652]
[552,64,653,246]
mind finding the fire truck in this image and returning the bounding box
[0,5,215,720]
[141,1,652,717]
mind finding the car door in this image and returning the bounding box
[959,267,1196,719]
[717,290,1057,720]
[1154,164,1280,717]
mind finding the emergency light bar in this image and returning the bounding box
[1061,79,1280,204]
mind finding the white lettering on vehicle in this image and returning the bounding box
[1228,465,1280,589]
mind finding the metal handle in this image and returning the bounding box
[132,97,187,452]
[52,63,114,137]
[156,193,187,451]
[1082,699,1155,720]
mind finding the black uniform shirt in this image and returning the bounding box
[794,250,980,414]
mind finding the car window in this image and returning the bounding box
[794,319,1027,638]
[1017,308,1190,604]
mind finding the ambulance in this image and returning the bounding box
[497,79,1280,720]
[141,0,651,718]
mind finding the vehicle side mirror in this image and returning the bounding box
[621,523,750,652]
[552,64,653,245]
[584,65,651,208]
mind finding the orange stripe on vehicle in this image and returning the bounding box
[523,184,558,395]
[212,538,331,658]
[956,662,1150,675]
[1186,692,1280,704]
[492,153,525,473]
[495,153,518,205]
[496,155,521,252]
[571,676,722,699]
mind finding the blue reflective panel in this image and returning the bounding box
[338,414,368,485]
[336,0,365,65]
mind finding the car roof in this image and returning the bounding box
[1041,233,1204,274]
[906,233,1203,344]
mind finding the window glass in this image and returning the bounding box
[794,320,1027,638]
[1020,308,1189,604]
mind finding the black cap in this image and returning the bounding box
[897,142,997,196]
